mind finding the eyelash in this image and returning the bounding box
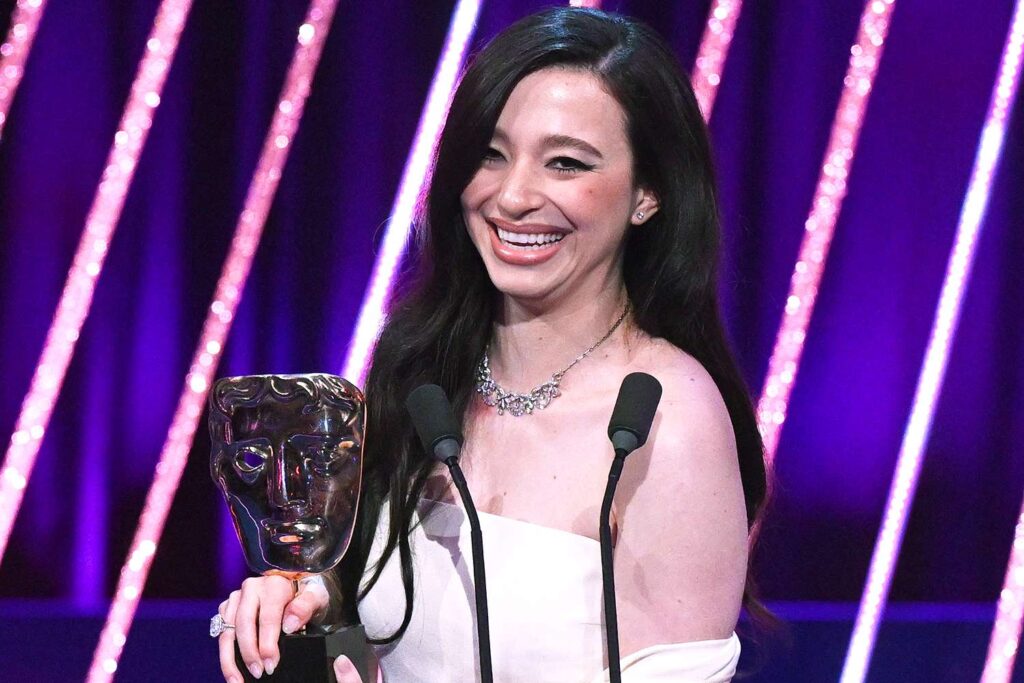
[482,148,594,175]
[549,156,593,174]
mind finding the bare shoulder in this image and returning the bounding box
[621,336,739,511]
[629,337,733,445]
[613,336,748,647]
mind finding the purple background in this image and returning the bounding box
[0,0,1022,677]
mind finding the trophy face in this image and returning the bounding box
[209,374,364,576]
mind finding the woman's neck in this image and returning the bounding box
[488,286,630,391]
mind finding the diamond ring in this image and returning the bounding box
[210,614,236,637]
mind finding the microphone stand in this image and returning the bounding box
[600,451,627,683]
[443,455,494,683]
[406,384,495,683]
[601,372,662,683]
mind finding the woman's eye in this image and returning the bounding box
[482,147,505,164]
[549,156,592,174]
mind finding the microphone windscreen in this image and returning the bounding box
[406,384,464,454]
[607,372,663,448]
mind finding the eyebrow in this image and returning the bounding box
[492,128,604,159]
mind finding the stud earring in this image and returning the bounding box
[635,210,645,221]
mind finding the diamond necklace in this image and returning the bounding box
[475,303,630,417]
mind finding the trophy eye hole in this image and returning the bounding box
[235,448,265,473]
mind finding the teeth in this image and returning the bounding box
[496,227,565,248]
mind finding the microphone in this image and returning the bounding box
[607,371,662,455]
[405,385,493,683]
[406,383,464,464]
[600,373,662,683]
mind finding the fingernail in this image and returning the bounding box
[264,659,276,676]
[282,616,299,634]
[248,662,263,679]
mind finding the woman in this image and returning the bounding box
[218,7,767,682]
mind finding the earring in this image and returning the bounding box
[635,210,645,221]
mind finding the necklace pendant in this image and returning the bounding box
[532,379,560,411]
[478,378,499,408]
[508,397,530,417]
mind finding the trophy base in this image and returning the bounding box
[235,624,366,683]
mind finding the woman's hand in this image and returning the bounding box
[217,574,331,682]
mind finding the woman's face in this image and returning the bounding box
[460,67,657,306]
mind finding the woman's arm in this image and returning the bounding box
[612,356,749,655]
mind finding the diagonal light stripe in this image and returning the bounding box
[981,6,1024,659]
[692,0,743,118]
[85,2,341,679]
[958,6,1024,683]
[0,0,192,565]
[841,4,1024,681]
[756,0,897,464]
[0,0,48,141]
[985,492,1024,682]
[340,0,482,386]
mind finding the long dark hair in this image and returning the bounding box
[335,7,769,643]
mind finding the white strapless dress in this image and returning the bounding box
[358,499,740,682]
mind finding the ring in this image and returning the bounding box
[210,614,236,637]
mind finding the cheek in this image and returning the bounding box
[560,176,633,224]
[460,170,492,210]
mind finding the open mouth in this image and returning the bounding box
[494,225,566,249]
[486,220,569,266]
[263,519,324,545]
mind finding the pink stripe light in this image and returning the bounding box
[340,0,482,386]
[86,2,340,679]
[976,0,1024,652]
[841,4,1024,681]
[0,0,48,140]
[987,505,1024,679]
[981,4,1024,663]
[0,0,192,565]
[985,496,1024,682]
[692,0,743,118]
[756,0,896,464]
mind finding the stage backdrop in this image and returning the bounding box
[0,0,1021,635]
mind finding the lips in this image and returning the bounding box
[263,519,324,545]
[486,218,569,266]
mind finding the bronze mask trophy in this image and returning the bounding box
[209,374,364,682]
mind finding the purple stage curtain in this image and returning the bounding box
[0,0,1021,613]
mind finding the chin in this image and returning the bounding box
[490,280,556,303]
[485,266,560,301]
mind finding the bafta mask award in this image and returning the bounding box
[209,374,365,683]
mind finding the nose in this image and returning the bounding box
[268,444,307,510]
[495,159,543,218]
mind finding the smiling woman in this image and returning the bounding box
[462,68,658,298]
[216,7,768,683]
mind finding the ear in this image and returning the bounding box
[630,187,660,226]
